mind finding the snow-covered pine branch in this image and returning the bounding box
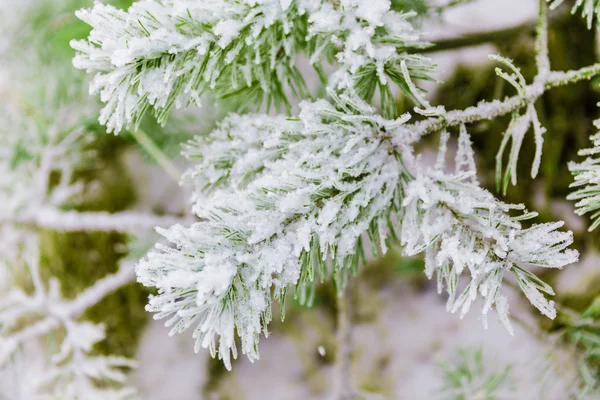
[0,70,96,223]
[70,0,432,133]
[137,93,579,369]
[0,259,137,398]
[568,117,600,231]
[137,92,411,370]
[402,127,578,334]
[3,207,191,234]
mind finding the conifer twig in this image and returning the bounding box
[535,0,551,77]
[393,62,600,146]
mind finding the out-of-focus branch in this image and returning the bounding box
[3,207,193,233]
[423,5,566,54]
[331,286,353,400]
[535,0,551,77]
[0,261,136,362]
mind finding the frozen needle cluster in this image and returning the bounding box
[71,0,432,133]
[402,128,578,333]
[69,0,600,375]
[568,117,600,231]
[137,93,411,369]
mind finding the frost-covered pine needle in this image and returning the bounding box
[568,117,600,231]
[137,92,412,369]
[71,0,433,133]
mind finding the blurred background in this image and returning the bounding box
[1,0,600,398]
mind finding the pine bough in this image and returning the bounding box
[4,0,600,394]
[65,0,600,371]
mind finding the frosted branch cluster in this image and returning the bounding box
[402,128,578,333]
[4,0,600,393]
[71,0,432,132]
[568,117,600,231]
[137,93,410,369]
[0,257,137,398]
[69,0,599,371]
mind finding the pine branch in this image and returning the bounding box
[71,0,432,132]
[391,62,600,146]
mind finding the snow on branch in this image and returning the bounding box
[4,207,192,234]
[137,92,412,370]
[568,117,600,231]
[71,0,432,132]
[392,62,600,147]
[0,261,137,397]
[0,262,136,361]
[402,129,578,334]
[137,93,579,369]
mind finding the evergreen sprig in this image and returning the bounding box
[549,0,600,29]
[137,92,411,369]
[402,128,577,334]
[70,0,433,133]
[568,118,600,231]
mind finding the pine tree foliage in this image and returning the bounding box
[561,297,600,396]
[568,118,600,231]
[489,55,547,193]
[137,92,411,370]
[36,322,136,400]
[401,128,577,333]
[0,71,95,221]
[4,0,600,392]
[70,0,433,133]
[549,0,600,29]
[0,267,137,398]
[138,99,579,367]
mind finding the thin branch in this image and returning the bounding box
[129,128,182,182]
[331,285,354,400]
[535,0,551,77]
[63,261,136,317]
[422,18,538,54]
[391,62,600,146]
[0,262,136,358]
[423,4,567,55]
[4,207,192,233]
